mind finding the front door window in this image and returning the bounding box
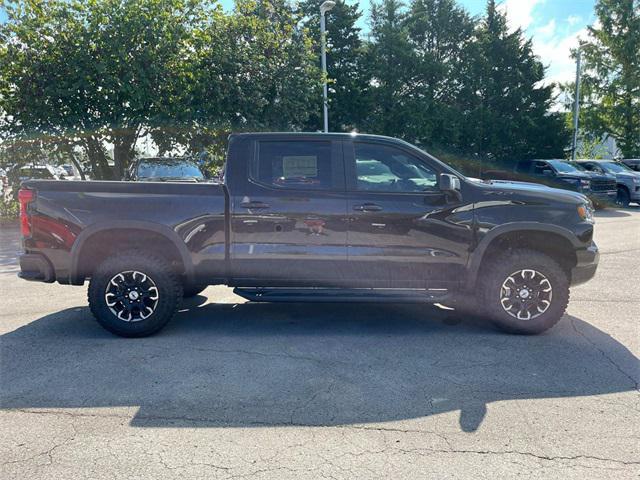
[354,144,438,193]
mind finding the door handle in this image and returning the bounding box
[353,203,383,212]
[240,201,270,209]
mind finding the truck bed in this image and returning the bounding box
[21,180,228,285]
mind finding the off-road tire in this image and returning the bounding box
[88,250,182,337]
[479,249,569,334]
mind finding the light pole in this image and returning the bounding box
[571,47,582,160]
[320,1,335,133]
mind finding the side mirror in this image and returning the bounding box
[439,173,462,202]
[440,173,461,192]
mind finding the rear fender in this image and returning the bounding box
[69,220,194,285]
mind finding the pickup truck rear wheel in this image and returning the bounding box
[479,249,569,334]
[88,251,183,337]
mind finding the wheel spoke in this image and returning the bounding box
[500,269,552,321]
[105,270,158,323]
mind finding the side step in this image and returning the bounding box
[233,287,450,304]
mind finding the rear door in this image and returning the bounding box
[343,140,473,288]
[229,136,348,286]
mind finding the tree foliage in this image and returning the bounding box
[299,0,369,132]
[467,0,567,161]
[579,0,640,157]
[0,0,319,177]
[2,0,616,180]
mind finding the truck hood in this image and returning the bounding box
[615,173,640,181]
[477,179,588,205]
[578,172,616,181]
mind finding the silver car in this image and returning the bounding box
[577,160,640,207]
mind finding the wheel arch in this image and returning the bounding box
[70,221,194,285]
[466,223,579,290]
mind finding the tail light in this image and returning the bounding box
[18,188,35,237]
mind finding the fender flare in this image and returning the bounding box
[69,220,194,284]
[465,222,580,290]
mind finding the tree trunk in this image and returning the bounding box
[112,129,137,180]
[59,142,86,180]
[85,137,112,180]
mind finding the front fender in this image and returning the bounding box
[465,222,581,291]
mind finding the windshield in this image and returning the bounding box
[547,160,583,173]
[18,168,54,179]
[137,160,204,180]
[599,162,636,174]
[568,162,588,171]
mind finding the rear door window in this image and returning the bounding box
[251,140,337,190]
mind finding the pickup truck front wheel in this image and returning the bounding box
[479,249,569,334]
[88,251,183,337]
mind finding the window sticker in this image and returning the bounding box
[282,156,318,179]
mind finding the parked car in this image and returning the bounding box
[12,164,60,181]
[57,164,82,180]
[576,160,640,207]
[126,157,207,182]
[9,164,60,199]
[18,133,599,337]
[621,159,640,173]
[484,159,617,205]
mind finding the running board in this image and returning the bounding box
[233,287,450,304]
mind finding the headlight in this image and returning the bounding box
[633,177,640,184]
[580,179,591,190]
[577,203,594,223]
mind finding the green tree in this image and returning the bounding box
[365,0,415,138]
[579,0,640,157]
[467,0,567,161]
[162,0,320,166]
[0,0,209,179]
[299,0,369,132]
[405,0,475,148]
[216,0,319,131]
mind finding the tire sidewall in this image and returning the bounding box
[617,188,630,207]
[481,251,569,335]
[88,252,182,337]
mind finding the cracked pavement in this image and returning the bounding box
[1,208,639,479]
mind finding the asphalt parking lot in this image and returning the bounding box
[1,209,639,479]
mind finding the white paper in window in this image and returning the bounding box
[282,156,318,178]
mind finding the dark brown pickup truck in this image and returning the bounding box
[18,133,599,337]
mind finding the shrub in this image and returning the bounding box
[0,196,19,219]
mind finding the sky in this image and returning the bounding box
[1,0,596,84]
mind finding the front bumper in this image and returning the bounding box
[587,190,617,202]
[570,242,599,286]
[630,185,640,201]
[18,253,55,283]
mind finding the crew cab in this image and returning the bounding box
[18,133,599,337]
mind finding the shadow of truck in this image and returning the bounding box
[1,301,638,432]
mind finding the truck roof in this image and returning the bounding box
[229,131,408,143]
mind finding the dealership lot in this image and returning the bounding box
[1,209,639,479]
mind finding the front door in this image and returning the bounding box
[230,137,348,286]
[344,140,474,288]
